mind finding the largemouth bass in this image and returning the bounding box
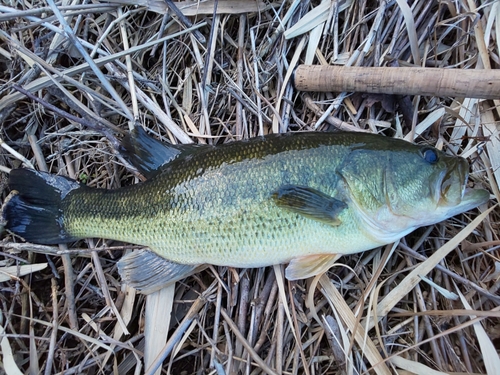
[2,130,489,293]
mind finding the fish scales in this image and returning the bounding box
[63,133,368,267]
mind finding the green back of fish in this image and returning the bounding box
[60,133,432,266]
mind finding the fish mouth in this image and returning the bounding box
[435,158,489,212]
[438,159,467,206]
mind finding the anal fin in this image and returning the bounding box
[285,253,340,280]
[117,250,200,294]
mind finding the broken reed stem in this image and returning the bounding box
[144,293,207,375]
[220,307,279,375]
[60,249,79,331]
[44,278,58,375]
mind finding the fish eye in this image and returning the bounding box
[420,147,439,164]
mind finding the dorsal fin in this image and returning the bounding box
[119,127,207,178]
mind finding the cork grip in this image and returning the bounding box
[292,65,500,99]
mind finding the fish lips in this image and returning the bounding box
[433,158,489,213]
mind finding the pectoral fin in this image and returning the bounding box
[285,253,340,280]
[117,250,201,294]
[273,185,347,226]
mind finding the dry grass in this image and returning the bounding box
[0,0,499,374]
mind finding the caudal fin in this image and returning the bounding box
[2,169,80,244]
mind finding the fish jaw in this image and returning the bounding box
[436,187,490,219]
[430,157,489,222]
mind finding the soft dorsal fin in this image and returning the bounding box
[117,250,202,294]
[119,127,207,178]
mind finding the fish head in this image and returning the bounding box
[340,140,489,242]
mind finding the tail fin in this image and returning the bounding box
[2,169,80,244]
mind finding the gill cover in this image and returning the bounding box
[338,141,488,242]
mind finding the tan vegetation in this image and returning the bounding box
[0,0,499,374]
